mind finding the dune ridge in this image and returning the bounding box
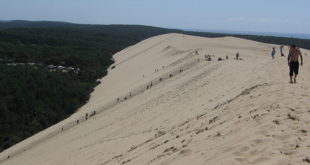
[1,33,310,165]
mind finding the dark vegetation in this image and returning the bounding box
[0,20,309,152]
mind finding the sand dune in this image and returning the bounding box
[1,33,310,165]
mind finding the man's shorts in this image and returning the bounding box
[289,62,299,76]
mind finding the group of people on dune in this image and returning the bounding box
[204,52,240,62]
[271,45,303,84]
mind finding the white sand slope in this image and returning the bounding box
[1,33,310,165]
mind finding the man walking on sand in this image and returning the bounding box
[288,45,303,83]
[271,47,276,59]
[280,45,285,56]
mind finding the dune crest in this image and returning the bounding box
[1,33,310,165]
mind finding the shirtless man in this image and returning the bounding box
[287,45,303,83]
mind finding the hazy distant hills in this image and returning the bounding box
[0,20,182,33]
[0,20,76,28]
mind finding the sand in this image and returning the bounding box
[1,33,310,165]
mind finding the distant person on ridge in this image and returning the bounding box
[287,45,303,83]
[236,52,239,60]
[280,45,285,56]
[271,47,276,59]
[207,55,212,61]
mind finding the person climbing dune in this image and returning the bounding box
[287,45,303,83]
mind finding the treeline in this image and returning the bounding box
[0,66,91,150]
[0,20,309,152]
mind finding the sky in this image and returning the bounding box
[1,0,310,34]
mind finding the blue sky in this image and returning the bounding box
[1,0,310,34]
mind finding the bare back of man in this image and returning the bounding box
[287,45,303,83]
